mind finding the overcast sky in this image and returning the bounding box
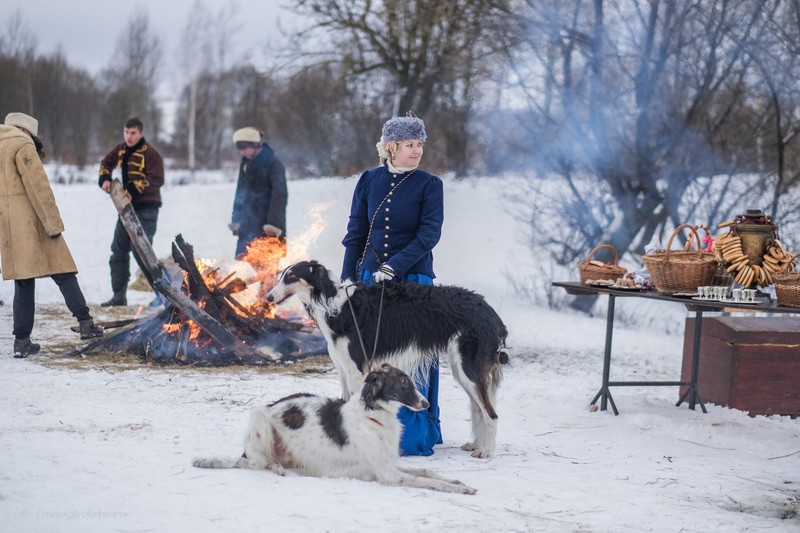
[2,0,296,75]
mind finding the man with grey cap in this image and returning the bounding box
[0,112,104,357]
[229,127,287,259]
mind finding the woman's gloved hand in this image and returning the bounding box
[373,264,395,283]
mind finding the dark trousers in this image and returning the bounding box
[13,273,91,339]
[109,206,159,293]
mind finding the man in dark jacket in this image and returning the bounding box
[229,127,288,259]
[97,117,164,306]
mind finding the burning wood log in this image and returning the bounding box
[76,180,327,365]
[108,179,263,360]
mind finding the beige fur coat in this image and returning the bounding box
[0,124,77,280]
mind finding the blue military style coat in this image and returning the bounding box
[341,163,445,456]
[342,164,444,281]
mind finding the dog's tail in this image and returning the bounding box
[192,456,248,469]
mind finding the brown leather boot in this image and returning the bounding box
[78,319,105,340]
[13,338,41,358]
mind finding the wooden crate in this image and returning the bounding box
[681,316,800,416]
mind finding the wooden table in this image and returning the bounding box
[552,281,800,414]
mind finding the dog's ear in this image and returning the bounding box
[361,370,384,410]
[310,261,327,280]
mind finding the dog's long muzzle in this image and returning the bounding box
[266,285,284,304]
[409,395,430,412]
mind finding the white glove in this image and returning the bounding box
[262,224,283,238]
[228,222,240,236]
[373,264,395,283]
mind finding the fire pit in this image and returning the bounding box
[78,179,327,366]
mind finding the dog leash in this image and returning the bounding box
[348,169,412,369]
[355,170,415,280]
[344,280,386,370]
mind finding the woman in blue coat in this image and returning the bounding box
[341,115,444,456]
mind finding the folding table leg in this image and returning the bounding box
[590,294,619,415]
[676,310,707,413]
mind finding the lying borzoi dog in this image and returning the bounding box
[266,260,509,458]
[193,364,476,494]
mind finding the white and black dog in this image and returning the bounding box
[266,260,509,458]
[193,364,476,494]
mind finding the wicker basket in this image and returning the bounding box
[641,224,717,294]
[772,253,800,308]
[577,244,627,284]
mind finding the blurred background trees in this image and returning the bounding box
[2,0,800,268]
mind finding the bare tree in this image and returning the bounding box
[489,0,792,311]
[98,11,163,147]
[739,0,800,230]
[504,1,774,257]
[1,13,98,168]
[267,63,383,176]
[288,0,512,174]
[172,1,241,170]
[0,10,38,114]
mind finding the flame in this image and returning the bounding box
[163,322,181,335]
[162,318,212,346]
[159,200,336,347]
[284,200,337,264]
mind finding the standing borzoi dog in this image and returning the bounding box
[193,364,476,494]
[266,260,509,458]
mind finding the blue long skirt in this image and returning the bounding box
[359,270,443,456]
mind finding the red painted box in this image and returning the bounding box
[681,316,800,416]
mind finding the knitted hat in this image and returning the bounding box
[381,116,426,142]
[232,127,262,144]
[4,112,38,136]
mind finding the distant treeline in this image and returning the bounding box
[3,1,800,263]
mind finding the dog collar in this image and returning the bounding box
[366,416,384,427]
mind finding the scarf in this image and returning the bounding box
[387,161,418,174]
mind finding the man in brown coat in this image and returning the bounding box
[97,117,164,306]
[0,112,104,357]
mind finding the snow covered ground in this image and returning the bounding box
[0,175,798,532]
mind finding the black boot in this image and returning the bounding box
[13,337,41,358]
[101,292,127,307]
[78,319,104,340]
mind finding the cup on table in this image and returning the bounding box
[732,288,743,302]
[713,286,727,300]
[745,289,757,302]
[698,286,709,299]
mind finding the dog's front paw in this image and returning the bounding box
[462,441,492,458]
[460,484,478,495]
[270,464,286,476]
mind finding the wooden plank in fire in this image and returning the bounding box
[108,179,262,360]
[170,234,266,336]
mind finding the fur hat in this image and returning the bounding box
[4,112,38,136]
[232,127,263,144]
[381,116,426,142]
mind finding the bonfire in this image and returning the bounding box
[79,180,331,365]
